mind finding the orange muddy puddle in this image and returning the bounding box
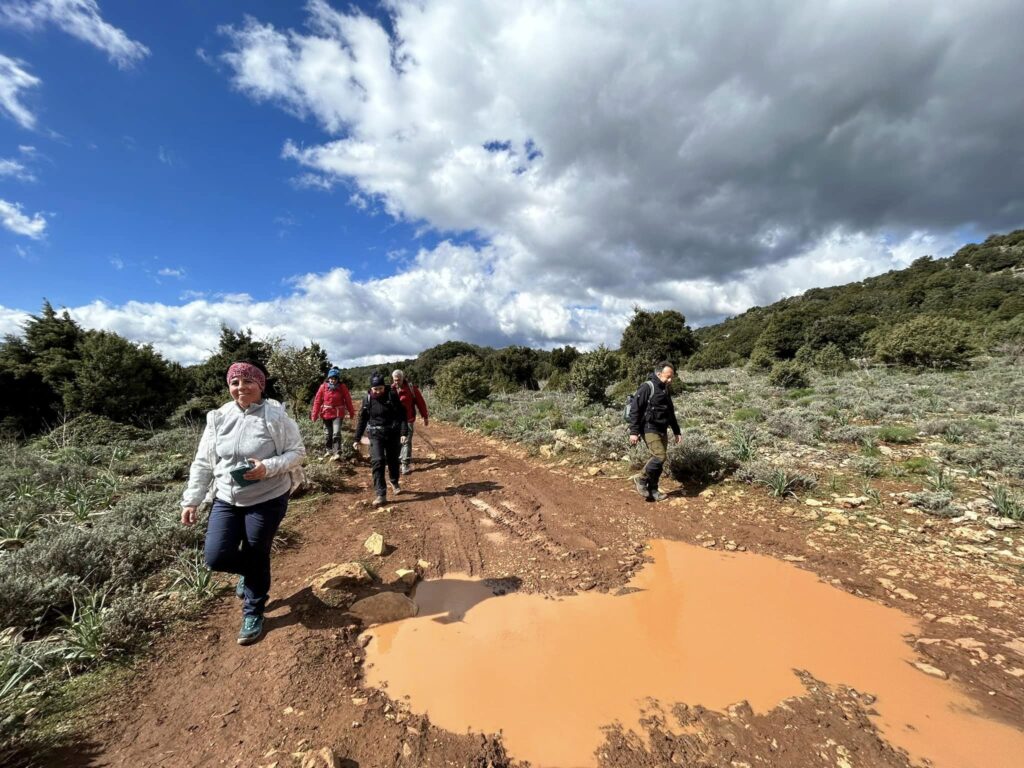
[364,540,1024,768]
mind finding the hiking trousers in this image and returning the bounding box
[323,417,343,453]
[205,492,288,617]
[369,431,402,498]
[643,431,669,491]
[399,421,416,470]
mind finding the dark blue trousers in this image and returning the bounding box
[205,492,288,617]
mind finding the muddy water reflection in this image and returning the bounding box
[365,540,1024,768]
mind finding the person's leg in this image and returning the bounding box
[400,421,414,473]
[239,493,289,618]
[644,432,668,498]
[323,418,334,453]
[332,417,343,453]
[386,432,402,489]
[369,435,387,500]
[204,499,246,574]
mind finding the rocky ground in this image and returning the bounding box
[29,419,1024,768]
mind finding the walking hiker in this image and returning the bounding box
[311,367,355,459]
[391,368,429,475]
[353,372,408,507]
[180,360,306,645]
[627,361,682,502]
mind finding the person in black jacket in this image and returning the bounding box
[627,361,682,501]
[353,373,409,506]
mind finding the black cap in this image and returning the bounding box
[370,373,385,387]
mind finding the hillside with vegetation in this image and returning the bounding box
[689,229,1024,371]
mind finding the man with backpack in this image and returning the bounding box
[627,361,682,502]
[391,369,429,475]
[353,373,409,507]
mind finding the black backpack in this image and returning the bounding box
[623,380,655,422]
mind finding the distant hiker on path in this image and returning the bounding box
[311,367,355,459]
[180,361,306,646]
[391,368,429,475]
[627,361,682,502]
[353,372,409,507]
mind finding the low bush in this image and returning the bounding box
[666,432,730,484]
[875,425,917,444]
[907,490,955,516]
[435,356,491,408]
[873,316,977,368]
[568,347,620,405]
[767,361,811,389]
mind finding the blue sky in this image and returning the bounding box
[0,1,1021,365]
[1,1,439,307]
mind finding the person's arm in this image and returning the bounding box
[256,412,307,477]
[353,396,369,442]
[393,391,410,439]
[669,395,682,442]
[181,418,216,524]
[628,382,648,437]
[414,386,429,425]
[310,383,324,421]
[341,384,355,419]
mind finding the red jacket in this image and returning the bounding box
[311,381,355,421]
[392,382,428,424]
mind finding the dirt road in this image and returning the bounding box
[42,421,1024,767]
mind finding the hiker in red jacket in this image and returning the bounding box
[310,367,355,459]
[391,369,429,475]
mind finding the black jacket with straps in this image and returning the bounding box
[628,373,681,437]
[354,389,409,441]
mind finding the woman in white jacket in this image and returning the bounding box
[181,361,306,645]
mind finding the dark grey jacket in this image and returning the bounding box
[354,388,410,441]
[628,374,681,437]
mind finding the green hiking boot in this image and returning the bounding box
[237,615,264,646]
[650,489,668,502]
[235,575,245,599]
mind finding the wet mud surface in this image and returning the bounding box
[44,421,1024,767]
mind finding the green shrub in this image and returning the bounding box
[729,426,759,462]
[544,369,569,391]
[567,419,589,436]
[767,361,811,389]
[811,343,851,374]
[991,485,1023,521]
[568,346,620,405]
[434,356,491,407]
[873,316,978,368]
[732,407,764,422]
[900,456,934,474]
[875,425,917,444]
[747,345,776,371]
[479,418,502,435]
[666,433,729,484]
[687,342,740,371]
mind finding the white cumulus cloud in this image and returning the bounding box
[0,157,35,181]
[0,229,958,366]
[219,0,1024,316]
[0,54,40,129]
[0,198,46,238]
[0,0,149,69]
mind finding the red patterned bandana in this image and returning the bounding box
[226,362,266,392]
